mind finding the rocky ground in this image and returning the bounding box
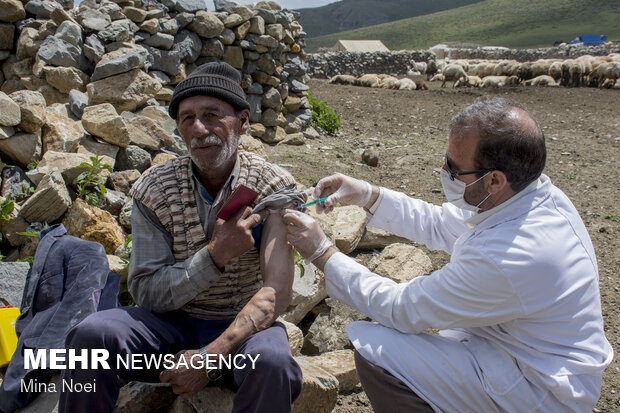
[265,78,620,412]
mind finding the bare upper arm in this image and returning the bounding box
[259,213,294,307]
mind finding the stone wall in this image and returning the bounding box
[306,45,620,78]
[0,0,312,145]
[305,50,434,78]
[443,44,620,62]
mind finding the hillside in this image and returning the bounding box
[297,0,483,39]
[305,0,620,51]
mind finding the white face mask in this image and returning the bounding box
[440,168,491,212]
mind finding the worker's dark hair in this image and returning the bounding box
[450,96,546,192]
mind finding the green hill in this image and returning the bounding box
[297,0,483,39]
[305,0,620,52]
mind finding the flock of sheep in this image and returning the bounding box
[328,54,620,90]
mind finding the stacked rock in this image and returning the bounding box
[0,0,313,146]
[0,0,318,264]
[306,50,434,79]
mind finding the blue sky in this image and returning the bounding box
[232,0,338,10]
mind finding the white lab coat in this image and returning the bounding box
[324,175,613,412]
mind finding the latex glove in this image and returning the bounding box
[312,173,372,214]
[282,209,332,262]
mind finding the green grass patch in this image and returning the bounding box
[306,0,620,51]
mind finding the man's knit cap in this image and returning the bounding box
[168,61,250,119]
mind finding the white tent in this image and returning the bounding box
[332,40,390,52]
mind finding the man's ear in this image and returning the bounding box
[237,109,250,135]
[487,170,509,195]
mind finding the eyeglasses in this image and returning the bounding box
[444,153,494,181]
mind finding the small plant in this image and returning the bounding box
[15,184,35,201]
[308,92,341,136]
[294,250,305,278]
[605,214,620,222]
[564,173,578,180]
[73,156,113,206]
[0,197,15,242]
[26,160,40,171]
[18,223,48,238]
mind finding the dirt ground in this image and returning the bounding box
[265,79,620,412]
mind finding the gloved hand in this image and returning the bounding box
[282,209,333,262]
[312,173,372,214]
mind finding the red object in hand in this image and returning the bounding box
[216,185,259,220]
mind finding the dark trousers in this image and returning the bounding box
[59,307,302,413]
[354,350,434,413]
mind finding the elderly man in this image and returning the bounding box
[59,62,302,413]
[283,97,612,412]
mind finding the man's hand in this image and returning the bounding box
[208,206,268,268]
[313,173,373,214]
[159,349,209,399]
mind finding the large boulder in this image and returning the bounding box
[113,382,176,413]
[303,298,368,355]
[0,132,41,167]
[0,0,26,22]
[37,36,87,71]
[81,103,130,148]
[42,108,87,153]
[368,243,433,283]
[143,46,181,77]
[77,135,118,169]
[188,10,224,38]
[329,206,367,253]
[169,387,234,413]
[291,359,338,413]
[19,168,71,223]
[62,199,126,254]
[121,112,175,151]
[280,319,303,356]
[356,226,412,250]
[87,69,162,113]
[9,90,46,133]
[91,48,149,81]
[0,262,30,307]
[25,151,91,186]
[44,66,89,93]
[297,350,358,392]
[0,91,20,126]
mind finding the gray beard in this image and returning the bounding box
[189,132,239,174]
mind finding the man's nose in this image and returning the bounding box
[189,117,210,135]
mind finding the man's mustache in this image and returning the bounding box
[190,134,221,149]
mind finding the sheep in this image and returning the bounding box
[416,79,429,90]
[430,73,445,82]
[471,62,495,78]
[505,75,521,86]
[412,61,427,75]
[355,74,381,88]
[379,76,401,90]
[589,62,620,88]
[328,74,357,85]
[426,59,438,80]
[560,59,585,87]
[524,75,557,87]
[548,62,562,82]
[441,64,468,88]
[451,59,469,73]
[493,60,518,76]
[481,75,507,88]
[454,75,482,88]
[399,78,417,90]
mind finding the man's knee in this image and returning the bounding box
[65,310,126,351]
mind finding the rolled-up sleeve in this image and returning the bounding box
[128,200,223,312]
